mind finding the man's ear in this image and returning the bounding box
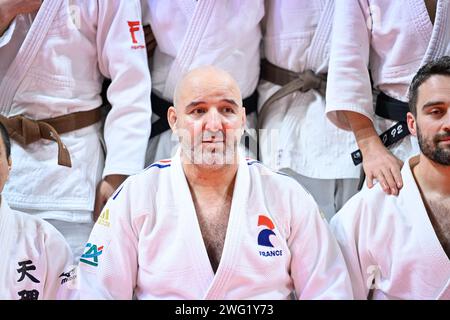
[406,112,417,137]
[241,107,247,126]
[167,106,178,132]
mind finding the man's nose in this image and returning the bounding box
[443,108,450,131]
[204,109,222,131]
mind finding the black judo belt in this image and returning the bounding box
[351,92,411,166]
[150,91,258,139]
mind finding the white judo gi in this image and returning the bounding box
[259,0,359,220]
[0,0,151,259]
[326,0,450,161]
[141,0,263,162]
[0,198,77,300]
[78,150,353,299]
[331,156,450,300]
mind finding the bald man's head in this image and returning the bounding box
[173,66,243,110]
[167,66,246,167]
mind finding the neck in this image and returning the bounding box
[413,154,450,196]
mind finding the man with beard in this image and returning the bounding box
[330,56,450,300]
[78,66,352,299]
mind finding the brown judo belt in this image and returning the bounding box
[0,107,103,168]
[258,59,327,159]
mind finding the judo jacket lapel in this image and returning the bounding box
[162,0,216,99]
[399,158,450,299]
[170,149,250,299]
[170,150,215,295]
[420,0,450,66]
[203,152,250,299]
[304,0,334,71]
[0,0,64,114]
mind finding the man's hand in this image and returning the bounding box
[344,111,404,195]
[359,134,404,195]
[0,0,41,35]
[93,174,127,222]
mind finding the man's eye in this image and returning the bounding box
[429,108,442,115]
[223,107,235,113]
[192,108,206,114]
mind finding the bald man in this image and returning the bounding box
[78,66,352,300]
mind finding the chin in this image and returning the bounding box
[201,149,236,166]
[195,163,228,171]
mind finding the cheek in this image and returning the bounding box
[189,120,204,137]
[224,118,244,135]
[178,120,203,141]
[222,115,244,129]
[421,121,441,135]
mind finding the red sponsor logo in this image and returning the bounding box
[128,21,140,44]
[127,21,145,50]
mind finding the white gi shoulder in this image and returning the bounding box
[332,179,397,227]
[246,158,317,198]
[245,158,322,221]
[12,208,64,241]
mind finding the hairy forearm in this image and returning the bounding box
[343,111,382,152]
[0,0,42,36]
[343,110,403,194]
[0,6,14,36]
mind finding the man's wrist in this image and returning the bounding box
[357,133,384,155]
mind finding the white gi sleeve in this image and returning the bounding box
[96,0,151,178]
[326,0,373,130]
[39,221,78,300]
[78,178,138,299]
[288,189,353,299]
[330,198,376,300]
[0,18,16,47]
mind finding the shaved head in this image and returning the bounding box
[167,65,246,167]
[173,66,243,110]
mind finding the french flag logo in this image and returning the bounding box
[257,215,276,247]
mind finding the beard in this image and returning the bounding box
[417,125,450,166]
[180,130,241,167]
[198,142,237,166]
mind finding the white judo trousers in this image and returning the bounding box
[331,156,450,300]
[78,150,352,299]
[0,0,151,259]
[142,0,263,163]
[0,199,77,300]
[259,0,359,220]
[326,0,450,162]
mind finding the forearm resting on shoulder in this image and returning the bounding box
[343,111,403,194]
[343,111,381,152]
